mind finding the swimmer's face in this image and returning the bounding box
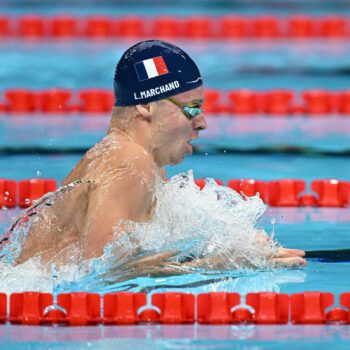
[150,86,207,166]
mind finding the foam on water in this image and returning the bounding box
[114,170,276,269]
[0,171,280,294]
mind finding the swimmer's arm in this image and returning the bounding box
[82,147,157,259]
[104,247,307,280]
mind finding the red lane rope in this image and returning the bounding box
[1,291,350,325]
[1,88,350,115]
[1,178,349,208]
[0,15,350,39]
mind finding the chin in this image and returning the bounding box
[168,153,186,166]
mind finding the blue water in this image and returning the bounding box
[1,1,350,349]
[2,0,350,16]
[2,41,350,91]
[1,152,350,298]
[1,152,350,184]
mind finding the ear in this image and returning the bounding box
[135,104,152,122]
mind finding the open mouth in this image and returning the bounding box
[186,140,193,154]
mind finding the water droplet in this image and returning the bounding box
[223,150,226,153]
[5,191,9,196]
[37,171,42,177]
[205,152,208,156]
[25,198,31,204]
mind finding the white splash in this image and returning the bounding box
[115,170,277,271]
[0,171,279,293]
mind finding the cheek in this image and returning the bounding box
[168,118,191,139]
[154,110,191,147]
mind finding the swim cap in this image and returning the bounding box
[114,40,203,106]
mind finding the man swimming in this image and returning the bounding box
[4,40,306,269]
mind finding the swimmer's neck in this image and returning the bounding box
[107,122,164,166]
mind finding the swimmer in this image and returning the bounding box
[6,40,306,269]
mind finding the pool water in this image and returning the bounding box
[1,0,350,349]
[2,41,350,91]
[1,151,350,297]
[1,324,350,350]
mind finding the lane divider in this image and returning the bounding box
[1,15,350,39]
[1,291,350,325]
[0,178,349,208]
[1,88,350,115]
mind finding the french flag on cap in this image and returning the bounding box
[135,56,169,81]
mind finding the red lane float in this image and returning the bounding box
[246,292,289,324]
[299,194,318,207]
[2,88,350,115]
[203,90,223,114]
[198,292,289,324]
[56,293,101,326]
[151,293,195,324]
[18,16,46,37]
[0,17,10,37]
[1,15,350,40]
[103,292,147,325]
[320,17,347,38]
[302,90,335,115]
[152,17,183,38]
[268,179,306,207]
[311,179,350,207]
[18,179,57,208]
[39,89,72,113]
[85,16,113,38]
[79,89,114,113]
[2,292,350,325]
[228,90,261,115]
[118,17,144,37]
[219,16,250,38]
[5,89,38,113]
[263,90,295,115]
[197,292,241,324]
[0,293,6,323]
[2,178,350,208]
[185,17,214,38]
[50,16,78,38]
[287,16,316,38]
[291,292,338,324]
[0,179,16,208]
[253,17,281,38]
[338,91,350,114]
[338,293,350,324]
[227,179,267,203]
[10,292,53,325]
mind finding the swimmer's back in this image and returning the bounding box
[17,133,158,263]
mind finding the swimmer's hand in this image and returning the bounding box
[270,248,306,268]
[256,229,306,268]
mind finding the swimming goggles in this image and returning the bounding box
[166,97,204,120]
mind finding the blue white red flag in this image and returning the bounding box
[135,56,169,81]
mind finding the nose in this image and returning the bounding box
[192,113,207,131]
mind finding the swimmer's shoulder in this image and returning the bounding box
[63,136,158,186]
[105,141,158,178]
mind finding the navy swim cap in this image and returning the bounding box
[114,40,203,106]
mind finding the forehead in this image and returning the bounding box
[172,86,205,103]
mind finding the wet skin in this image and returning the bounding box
[16,86,306,268]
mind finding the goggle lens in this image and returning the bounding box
[183,106,203,119]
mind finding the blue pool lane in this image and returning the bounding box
[2,41,350,91]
